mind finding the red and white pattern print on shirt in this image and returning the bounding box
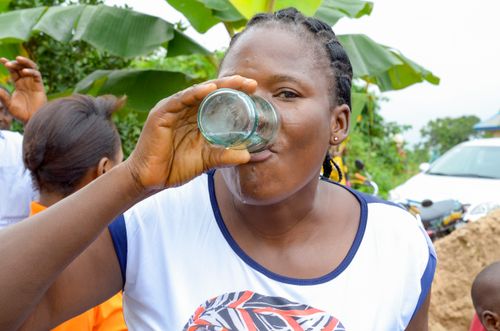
[184,290,346,331]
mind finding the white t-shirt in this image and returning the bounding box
[109,171,436,331]
[0,130,37,229]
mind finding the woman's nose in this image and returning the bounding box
[251,88,271,102]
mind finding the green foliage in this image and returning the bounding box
[314,0,373,26]
[9,118,23,133]
[74,68,202,120]
[345,131,411,198]
[113,111,142,158]
[345,86,414,198]
[166,0,439,92]
[131,51,224,80]
[9,0,65,8]
[1,0,440,189]
[337,34,440,91]
[166,0,221,33]
[26,38,131,95]
[0,0,11,13]
[228,0,322,19]
[0,43,22,84]
[9,0,131,95]
[166,0,244,34]
[419,115,481,156]
[0,4,209,58]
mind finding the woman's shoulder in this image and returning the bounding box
[346,188,435,263]
[349,189,422,232]
[354,191,436,275]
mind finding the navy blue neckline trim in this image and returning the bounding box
[207,170,368,286]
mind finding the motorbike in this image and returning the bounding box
[330,158,465,241]
[395,198,466,241]
[349,160,379,196]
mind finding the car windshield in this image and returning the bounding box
[428,145,500,179]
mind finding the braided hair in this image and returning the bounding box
[225,7,353,110]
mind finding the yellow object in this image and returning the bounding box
[443,211,463,226]
[30,202,128,331]
[322,155,347,185]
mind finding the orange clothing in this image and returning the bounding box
[30,202,127,331]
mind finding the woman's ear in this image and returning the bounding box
[329,104,350,145]
[97,157,112,177]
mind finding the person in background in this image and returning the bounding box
[22,93,127,331]
[470,261,500,331]
[0,56,46,228]
[0,87,14,130]
[322,143,348,185]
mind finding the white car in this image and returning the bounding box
[389,138,500,221]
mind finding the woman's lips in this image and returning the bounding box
[249,149,273,162]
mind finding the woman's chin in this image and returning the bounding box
[219,167,285,205]
[232,189,287,206]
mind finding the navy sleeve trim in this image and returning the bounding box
[108,214,127,288]
[410,249,437,322]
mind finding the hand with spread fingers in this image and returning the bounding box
[125,75,256,192]
[0,56,47,124]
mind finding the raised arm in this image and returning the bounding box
[0,76,254,330]
[0,56,47,124]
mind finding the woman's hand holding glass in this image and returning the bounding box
[125,75,257,193]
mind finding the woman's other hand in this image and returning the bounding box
[0,56,47,124]
[125,75,257,193]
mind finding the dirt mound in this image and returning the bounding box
[429,209,500,331]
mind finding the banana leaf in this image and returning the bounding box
[0,0,10,13]
[165,0,220,33]
[229,0,322,19]
[74,69,202,117]
[314,0,373,26]
[338,34,439,90]
[0,5,208,58]
[351,91,368,128]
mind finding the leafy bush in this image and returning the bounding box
[9,0,131,95]
[419,115,481,157]
[344,86,416,198]
[113,111,143,158]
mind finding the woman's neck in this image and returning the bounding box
[215,171,329,241]
[38,191,66,207]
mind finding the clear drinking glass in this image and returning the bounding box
[197,88,280,153]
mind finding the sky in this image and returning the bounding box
[106,0,500,144]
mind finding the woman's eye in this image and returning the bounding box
[275,90,299,99]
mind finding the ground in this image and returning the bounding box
[429,210,500,331]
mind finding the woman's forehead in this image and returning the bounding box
[220,26,328,80]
